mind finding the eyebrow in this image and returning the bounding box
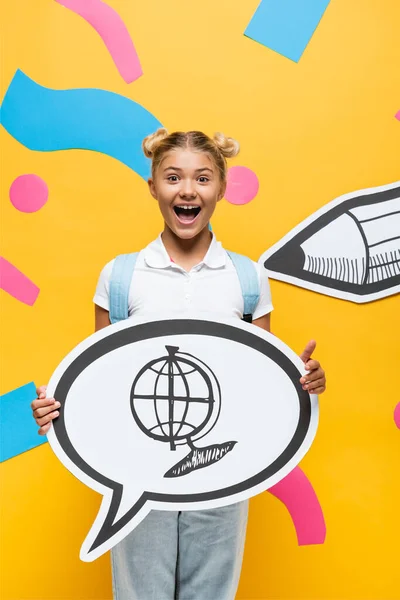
[163,167,214,173]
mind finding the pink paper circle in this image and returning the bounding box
[9,174,48,213]
[394,403,400,429]
[225,166,259,205]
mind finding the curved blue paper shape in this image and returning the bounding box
[0,382,47,462]
[0,70,162,180]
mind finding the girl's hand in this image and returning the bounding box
[31,385,61,435]
[299,340,326,395]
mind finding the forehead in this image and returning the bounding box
[159,149,215,171]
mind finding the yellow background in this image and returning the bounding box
[1,0,399,598]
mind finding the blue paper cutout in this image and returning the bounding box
[0,70,163,180]
[0,382,47,462]
[245,0,331,62]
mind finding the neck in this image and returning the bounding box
[161,225,212,270]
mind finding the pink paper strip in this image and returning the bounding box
[394,402,400,429]
[0,257,40,306]
[55,0,142,83]
[268,466,326,545]
[395,110,400,121]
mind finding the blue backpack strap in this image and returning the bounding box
[226,251,260,323]
[109,253,139,324]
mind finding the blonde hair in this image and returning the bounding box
[142,128,240,181]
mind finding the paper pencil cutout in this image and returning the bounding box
[259,181,400,303]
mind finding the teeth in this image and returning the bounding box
[177,205,198,210]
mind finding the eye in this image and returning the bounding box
[167,175,179,182]
[198,176,209,183]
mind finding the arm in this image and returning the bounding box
[253,313,325,394]
[32,305,112,435]
[252,313,271,333]
[95,304,111,331]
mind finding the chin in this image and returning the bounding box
[174,227,202,240]
[168,222,208,240]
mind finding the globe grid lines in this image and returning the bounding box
[131,346,216,451]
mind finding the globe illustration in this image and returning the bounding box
[130,346,220,451]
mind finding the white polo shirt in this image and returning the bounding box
[94,234,273,321]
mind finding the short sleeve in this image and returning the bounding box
[93,259,115,312]
[252,262,273,320]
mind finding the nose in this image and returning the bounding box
[179,178,197,199]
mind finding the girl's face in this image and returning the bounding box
[148,149,225,239]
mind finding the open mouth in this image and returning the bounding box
[173,205,201,224]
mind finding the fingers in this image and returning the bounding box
[299,367,326,394]
[300,366,324,383]
[303,377,325,392]
[300,381,326,394]
[36,385,47,399]
[310,385,325,395]
[31,396,57,411]
[38,422,52,436]
[298,340,327,394]
[35,409,60,428]
[303,359,320,372]
[31,389,60,433]
[299,340,316,364]
[33,400,61,419]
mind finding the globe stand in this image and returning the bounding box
[164,439,237,478]
[131,345,237,478]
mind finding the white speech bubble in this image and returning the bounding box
[47,313,318,561]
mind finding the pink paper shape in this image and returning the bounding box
[0,257,40,306]
[225,166,259,205]
[55,0,142,83]
[394,403,400,429]
[268,466,326,545]
[9,174,48,213]
[395,110,400,121]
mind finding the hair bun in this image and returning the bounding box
[142,128,169,158]
[213,132,240,158]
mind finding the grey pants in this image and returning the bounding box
[111,501,249,600]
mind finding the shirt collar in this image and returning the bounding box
[144,233,227,270]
